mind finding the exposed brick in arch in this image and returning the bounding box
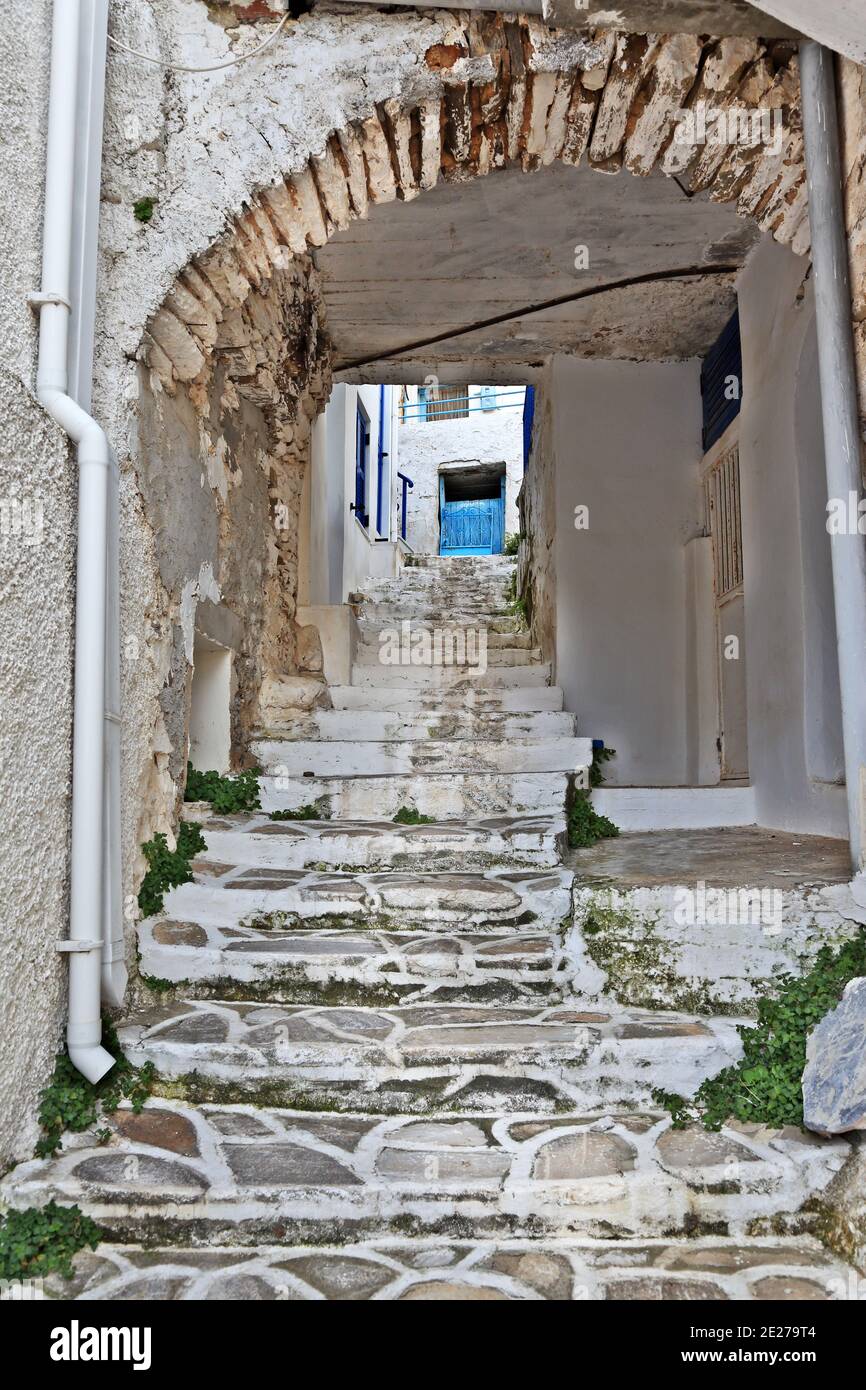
[138,17,817,718]
[144,17,808,408]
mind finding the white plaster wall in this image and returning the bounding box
[737,236,848,839]
[0,1,75,1167]
[317,384,400,602]
[552,356,703,785]
[398,393,523,555]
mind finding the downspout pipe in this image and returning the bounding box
[800,41,866,876]
[33,0,114,1081]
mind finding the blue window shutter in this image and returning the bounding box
[355,402,369,527]
[701,310,742,452]
[522,385,536,472]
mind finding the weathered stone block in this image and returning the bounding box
[803,976,866,1136]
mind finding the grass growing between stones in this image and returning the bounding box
[505,570,529,628]
[137,821,207,919]
[654,935,866,1131]
[0,1202,103,1283]
[35,1018,156,1159]
[185,761,261,814]
[269,803,330,821]
[567,746,619,849]
[392,806,435,825]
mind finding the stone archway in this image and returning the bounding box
[131,16,811,774]
[145,19,809,401]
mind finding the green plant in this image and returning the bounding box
[140,974,182,995]
[269,804,328,822]
[35,1018,157,1158]
[567,745,619,848]
[503,532,522,557]
[0,1202,103,1283]
[654,935,866,1131]
[505,570,529,625]
[133,196,155,223]
[392,806,435,825]
[185,762,261,814]
[137,821,207,919]
[567,795,619,849]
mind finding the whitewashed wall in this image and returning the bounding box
[737,237,848,839]
[552,355,703,786]
[311,383,401,604]
[0,0,73,1166]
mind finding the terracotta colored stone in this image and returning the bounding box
[113,1109,200,1157]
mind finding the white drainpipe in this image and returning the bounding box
[800,42,866,876]
[31,0,115,1081]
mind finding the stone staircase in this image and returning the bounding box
[3,555,857,1301]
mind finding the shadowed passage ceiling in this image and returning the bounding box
[315,160,765,385]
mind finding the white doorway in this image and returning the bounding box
[189,633,232,773]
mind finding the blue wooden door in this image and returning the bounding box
[439,476,506,555]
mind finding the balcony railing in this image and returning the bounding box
[401,388,526,422]
[396,471,414,542]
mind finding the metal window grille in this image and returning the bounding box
[705,443,743,599]
[420,385,470,421]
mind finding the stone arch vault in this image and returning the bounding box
[124,10,822,813]
[142,15,808,410]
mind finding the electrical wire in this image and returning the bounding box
[107,9,291,74]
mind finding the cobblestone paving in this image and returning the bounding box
[6,1099,849,1244]
[115,999,746,1110]
[42,1236,855,1301]
[5,556,860,1300]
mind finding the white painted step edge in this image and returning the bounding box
[591,785,758,831]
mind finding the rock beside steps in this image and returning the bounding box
[3,558,858,1299]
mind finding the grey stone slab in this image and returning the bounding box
[224,1143,362,1187]
[803,976,866,1135]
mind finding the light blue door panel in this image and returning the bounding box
[439,477,506,555]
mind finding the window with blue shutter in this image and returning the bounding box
[701,310,743,453]
[354,401,370,528]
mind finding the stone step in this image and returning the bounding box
[260,771,569,820]
[352,643,543,667]
[189,813,566,871]
[252,736,591,778]
[5,1097,848,1246]
[356,576,513,598]
[356,622,535,649]
[567,876,866,1014]
[39,1234,857,1301]
[349,663,552,688]
[140,923,567,1006]
[255,709,577,742]
[328,685,565,713]
[117,999,745,1113]
[402,555,515,570]
[356,603,522,625]
[146,866,573,940]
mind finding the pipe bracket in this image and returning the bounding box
[27,290,72,311]
[57,939,102,953]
